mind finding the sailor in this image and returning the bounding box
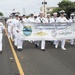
[55,10,68,50]
[52,12,58,45]
[69,13,75,45]
[22,15,28,22]
[45,14,54,23]
[12,14,21,51]
[6,15,13,39]
[16,16,24,51]
[35,12,47,51]
[35,12,47,23]
[52,12,58,22]
[69,13,75,22]
[0,22,6,54]
[27,14,35,22]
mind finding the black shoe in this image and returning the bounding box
[71,44,74,46]
[0,51,2,54]
[17,49,22,52]
[41,49,45,51]
[35,44,38,48]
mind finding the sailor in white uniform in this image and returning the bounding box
[6,15,13,39]
[16,16,24,51]
[0,22,6,53]
[55,10,68,50]
[12,15,20,50]
[52,12,58,22]
[35,12,47,51]
[69,13,75,45]
[27,14,35,22]
[22,15,28,22]
[45,14,54,23]
[52,12,58,45]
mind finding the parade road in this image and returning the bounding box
[0,31,75,75]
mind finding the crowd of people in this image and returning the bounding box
[0,10,75,53]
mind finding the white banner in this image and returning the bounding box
[19,22,75,40]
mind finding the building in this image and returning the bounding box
[40,6,56,16]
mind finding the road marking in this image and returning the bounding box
[5,30,25,75]
[11,38,14,42]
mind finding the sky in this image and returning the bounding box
[0,0,75,17]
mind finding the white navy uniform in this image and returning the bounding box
[52,17,58,45]
[0,22,5,51]
[12,18,20,47]
[35,17,47,23]
[55,16,68,50]
[45,17,54,23]
[35,17,47,50]
[6,18,13,39]
[27,17,35,44]
[23,18,28,22]
[16,21,24,50]
[69,18,74,45]
[27,17,35,22]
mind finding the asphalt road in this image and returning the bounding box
[0,32,75,75]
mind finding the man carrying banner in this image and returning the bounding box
[35,12,47,51]
[52,12,58,22]
[45,14,54,23]
[54,10,68,50]
[52,12,58,45]
[12,14,22,51]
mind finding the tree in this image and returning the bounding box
[50,7,61,16]
[58,0,75,18]
[0,12,3,16]
[50,0,75,18]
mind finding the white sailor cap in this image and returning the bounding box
[53,12,57,15]
[59,10,65,14]
[70,13,74,16]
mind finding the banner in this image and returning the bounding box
[19,22,75,40]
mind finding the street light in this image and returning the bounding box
[42,0,47,17]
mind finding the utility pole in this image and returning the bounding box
[42,0,47,17]
[23,8,26,15]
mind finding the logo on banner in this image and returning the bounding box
[51,30,57,38]
[35,31,47,36]
[23,26,32,36]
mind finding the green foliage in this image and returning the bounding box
[50,0,75,18]
[0,12,3,16]
[50,7,60,16]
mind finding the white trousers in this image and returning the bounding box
[55,40,66,48]
[8,26,13,39]
[14,31,23,49]
[41,40,45,50]
[0,33,3,51]
[70,39,74,45]
[17,32,23,49]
